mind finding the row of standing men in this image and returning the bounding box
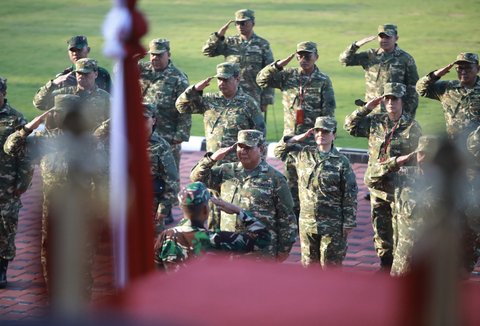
[1,8,480,290]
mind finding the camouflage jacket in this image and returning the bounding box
[148,131,180,215]
[0,101,33,201]
[53,65,112,93]
[274,140,357,227]
[4,128,100,192]
[368,157,437,223]
[202,32,275,106]
[33,85,110,131]
[139,60,191,143]
[190,155,297,257]
[339,44,419,116]
[416,74,480,138]
[256,64,335,139]
[467,125,480,164]
[154,211,270,271]
[176,85,265,162]
[344,108,421,200]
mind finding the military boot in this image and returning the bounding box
[0,258,8,289]
[378,255,393,273]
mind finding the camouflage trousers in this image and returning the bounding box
[153,197,171,237]
[41,188,95,299]
[0,198,22,261]
[284,157,300,220]
[299,218,347,267]
[369,190,394,263]
[391,215,422,276]
[171,143,181,174]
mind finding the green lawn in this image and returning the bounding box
[1,0,479,148]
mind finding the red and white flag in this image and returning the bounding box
[103,0,154,288]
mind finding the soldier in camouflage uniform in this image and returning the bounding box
[92,103,180,235]
[139,38,190,171]
[274,117,358,267]
[339,24,419,117]
[202,9,274,113]
[368,136,440,276]
[344,82,422,270]
[5,95,101,296]
[418,53,480,273]
[33,58,110,132]
[36,35,111,94]
[465,126,480,272]
[416,52,480,140]
[190,130,297,261]
[256,41,336,219]
[144,104,180,235]
[176,62,265,163]
[0,77,33,288]
[154,181,270,272]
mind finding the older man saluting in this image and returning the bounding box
[176,62,265,163]
[190,130,297,261]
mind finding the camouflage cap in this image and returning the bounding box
[237,129,264,147]
[296,41,317,54]
[178,182,211,206]
[75,58,98,73]
[454,52,479,65]
[148,38,170,54]
[67,35,88,50]
[52,94,81,111]
[314,116,337,132]
[214,62,240,79]
[142,102,156,118]
[383,82,406,98]
[378,24,398,37]
[416,135,440,154]
[235,9,255,21]
[0,76,7,92]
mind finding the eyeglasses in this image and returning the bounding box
[235,21,248,26]
[455,65,475,72]
[296,53,313,61]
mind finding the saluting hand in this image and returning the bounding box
[52,72,75,86]
[217,20,234,37]
[288,128,315,143]
[25,109,54,131]
[355,35,376,47]
[211,143,237,162]
[365,97,383,111]
[194,77,214,92]
[277,53,296,68]
[395,151,416,166]
[433,63,454,78]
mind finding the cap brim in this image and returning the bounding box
[148,50,168,54]
[296,50,315,54]
[314,127,334,132]
[75,69,94,73]
[68,45,85,51]
[215,73,233,79]
[237,141,258,147]
[383,93,402,98]
[378,32,395,37]
[454,60,477,65]
[235,18,251,22]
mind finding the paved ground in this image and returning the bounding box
[1,150,479,320]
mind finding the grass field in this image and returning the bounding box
[2,0,479,148]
